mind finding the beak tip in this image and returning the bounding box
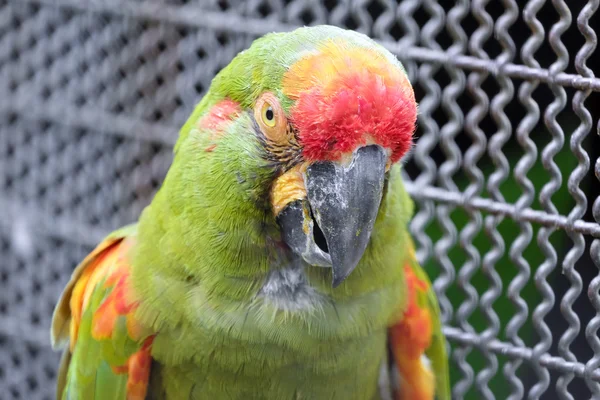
[330,262,357,288]
[331,275,345,288]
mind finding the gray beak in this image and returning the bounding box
[277,145,387,287]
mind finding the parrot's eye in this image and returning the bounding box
[255,92,287,144]
[264,106,275,124]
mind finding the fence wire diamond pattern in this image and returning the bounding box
[0,0,599,399]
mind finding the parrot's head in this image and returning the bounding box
[172,25,416,289]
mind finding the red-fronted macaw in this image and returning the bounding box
[51,25,450,400]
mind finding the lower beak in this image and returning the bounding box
[277,145,387,287]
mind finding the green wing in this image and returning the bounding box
[389,241,451,400]
[51,224,155,400]
[412,256,451,400]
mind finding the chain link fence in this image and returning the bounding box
[1,0,599,399]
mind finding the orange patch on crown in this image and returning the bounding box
[282,40,417,163]
[283,41,410,100]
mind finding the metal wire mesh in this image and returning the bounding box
[0,0,599,399]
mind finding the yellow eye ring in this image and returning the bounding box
[254,92,287,143]
[262,102,276,127]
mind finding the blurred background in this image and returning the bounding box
[1,0,599,399]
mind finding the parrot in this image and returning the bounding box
[50,25,450,400]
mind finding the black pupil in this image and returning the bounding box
[265,107,274,121]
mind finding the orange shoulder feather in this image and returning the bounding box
[388,251,435,400]
[51,228,154,400]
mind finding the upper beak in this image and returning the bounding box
[276,145,387,287]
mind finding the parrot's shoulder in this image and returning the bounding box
[387,242,451,400]
[51,223,139,348]
[51,223,155,399]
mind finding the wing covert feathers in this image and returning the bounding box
[389,245,450,400]
[50,224,154,400]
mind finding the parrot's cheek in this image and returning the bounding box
[276,145,388,287]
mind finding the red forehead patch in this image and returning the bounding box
[283,41,416,163]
